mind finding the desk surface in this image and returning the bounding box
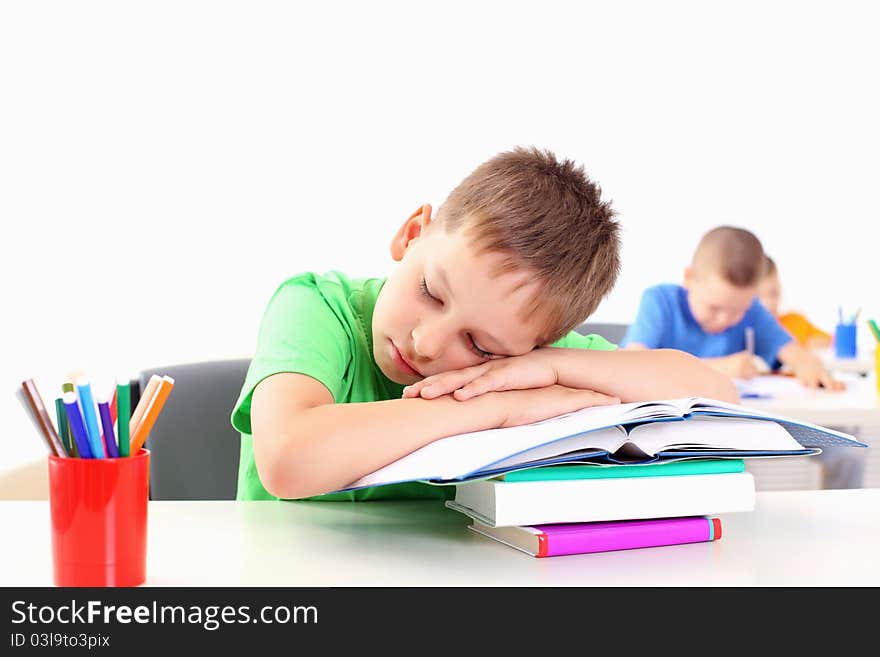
[3,490,880,586]
[744,373,880,427]
[819,348,874,376]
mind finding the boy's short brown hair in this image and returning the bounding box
[763,254,777,278]
[693,226,765,288]
[434,146,621,345]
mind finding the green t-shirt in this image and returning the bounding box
[231,271,617,501]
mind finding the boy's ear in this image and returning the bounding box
[390,204,433,261]
[683,265,695,288]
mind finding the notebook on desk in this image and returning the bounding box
[735,375,808,399]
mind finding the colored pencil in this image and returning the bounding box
[129,374,161,437]
[116,379,131,457]
[868,319,880,343]
[76,377,105,458]
[20,379,68,457]
[129,375,175,453]
[62,391,93,458]
[17,385,65,457]
[16,389,50,451]
[54,397,71,455]
[59,390,78,457]
[61,381,75,455]
[98,399,119,458]
[109,386,118,426]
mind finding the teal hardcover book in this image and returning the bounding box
[497,458,745,482]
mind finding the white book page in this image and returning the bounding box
[675,397,755,415]
[685,397,862,442]
[346,396,853,490]
[349,402,666,488]
[481,425,628,470]
[627,416,804,455]
[644,397,757,417]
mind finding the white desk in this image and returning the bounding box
[818,348,874,377]
[743,373,880,427]
[2,491,880,586]
[736,375,880,490]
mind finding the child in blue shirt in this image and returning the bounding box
[622,226,841,390]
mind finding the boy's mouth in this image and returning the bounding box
[391,341,422,377]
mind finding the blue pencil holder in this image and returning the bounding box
[834,323,857,359]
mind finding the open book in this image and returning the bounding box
[338,397,866,492]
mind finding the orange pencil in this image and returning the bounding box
[129,376,175,453]
[129,374,162,437]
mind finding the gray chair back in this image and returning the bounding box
[575,322,629,345]
[141,359,250,500]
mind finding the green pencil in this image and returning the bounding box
[868,319,880,343]
[60,384,78,456]
[54,397,72,456]
[117,380,131,457]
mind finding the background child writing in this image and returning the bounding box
[621,225,842,390]
[231,147,737,501]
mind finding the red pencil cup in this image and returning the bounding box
[48,449,150,587]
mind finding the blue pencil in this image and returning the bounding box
[62,391,93,458]
[97,400,119,458]
[75,377,105,458]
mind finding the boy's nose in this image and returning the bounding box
[411,324,447,362]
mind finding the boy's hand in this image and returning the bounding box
[403,350,573,401]
[777,341,845,391]
[493,385,622,428]
[792,358,845,391]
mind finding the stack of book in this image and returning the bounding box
[340,396,866,557]
[448,459,749,557]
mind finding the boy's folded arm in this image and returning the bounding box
[545,347,740,404]
[250,372,510,499]
[250,374,625,499]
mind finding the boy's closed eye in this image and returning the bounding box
[419,277,442,305]
[418,276,500,360]
[468,334,496,359]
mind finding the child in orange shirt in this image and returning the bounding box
[758,255,832,349]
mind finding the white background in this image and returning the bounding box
[1,1,878,472]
